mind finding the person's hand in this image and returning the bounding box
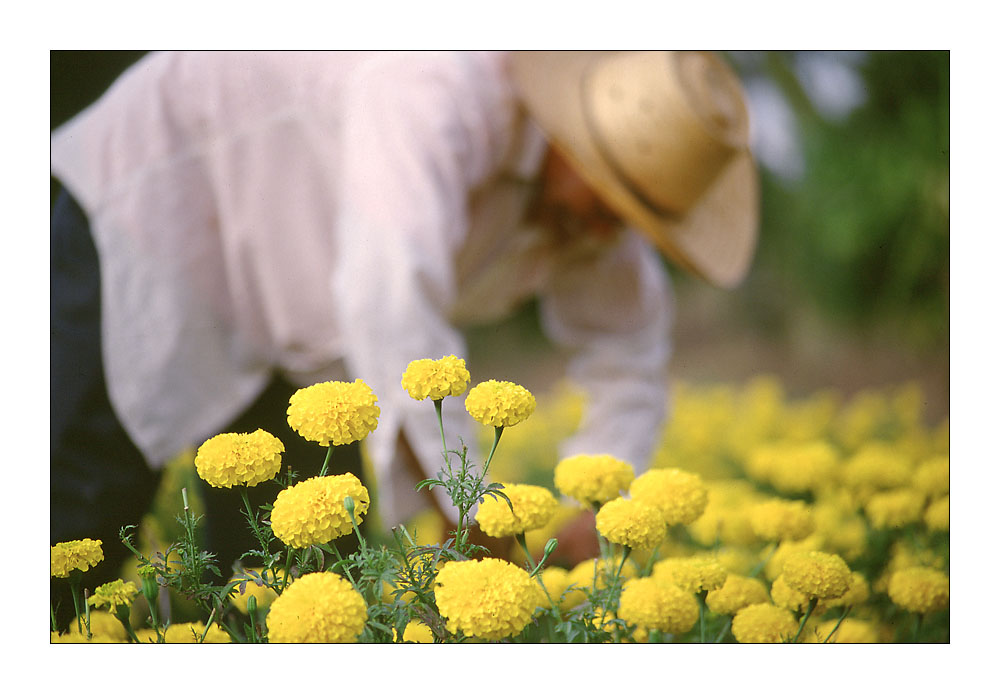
[546,509,600,568]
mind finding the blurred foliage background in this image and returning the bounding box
[51,50,949,410]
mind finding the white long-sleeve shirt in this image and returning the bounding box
[50,51,674,527]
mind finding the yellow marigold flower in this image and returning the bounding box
[824,571,870,609]
[266,571,367,643]
[887,567,949,614]
[595,497,666,550]
[67,610,127,642]
[687,480,763,547]
[434,558,544,640]
[763,536,824,581]
[812,498,868,561]
[731,603,798,643]
[87,579,139,611]
[51,538,103,578]
[629,467,709,525]
[618,577,699,635]
[52,631,119,643]
[864,488,926,529]
[475,483,558,538]
[194,429,283,488]
[805,618,879,643]
[781,551,852,601]
[539,566,581,610]
[401,355,470,401]
[270,473,370,548]
[652,556,727,593]
[912,455,949,497]
[766,440,839,495]
[464,379,536,428]
[705,574,770,615]
[554,454,634,506]
[924,495,949,532]
[287,379,380,446]
[402,621,435,643]
[749,499,815,542]
[769,574,814,613]
[840,442,912,499]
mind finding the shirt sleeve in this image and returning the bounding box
[538,230,674,475]
[331,52,514,525]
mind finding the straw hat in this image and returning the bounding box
[510,51,759,289]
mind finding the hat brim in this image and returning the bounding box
[510,50,759,289]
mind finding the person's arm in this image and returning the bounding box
[540,230,674,474]
[331,52,515,527]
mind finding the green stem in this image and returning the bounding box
[69,573,83,635]
[318,446,335,477]
[50,603,58,634]
[240,488,269,553]
[481,426,504,479]
[698,592,707,643]
[516,533,558,611]
[792,598,818,643]
[912,612,923,643]
[329,540,360,592]
[823,606,852,643]
[714,618,732,643]
[749,542,777,579]
[434,399,449,463]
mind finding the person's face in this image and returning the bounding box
[532,147,621,240]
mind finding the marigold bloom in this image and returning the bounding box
[475,483,558,538]
[270,473,370,548]
[618,577,699,635]
[287,379,380,446]
[652,556,727,593]
[749,499,815,542]
[595,497,666,550]
[781,551,852,600]
[87,579,139,611]
[887,567,949,614]
[769,574,813,613]
[705,574,770,615]
[554,454,634,506]
[912,455,949,497]
[539,566,581,609]
[266,571,367,643]
[824,571,870,609]
[924,495,949,532]
[434,558,544,640]
[840,442,912,500]
[761,440,839,495]
[464,379,536,428]
[805,618,879,644]
[402,621,434,643]
[629,467,709,525]
[864,488,926,529]
[731,603,798,643]
[51,538,103,578]
[401,355,470,401]
[194,429,283,488]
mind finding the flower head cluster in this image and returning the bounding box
[781,551,852,600]
[731,603,798,643]
[266,572,367,643]
[618,577,699,635]
[864,488,926,529]
[554,454,634,506]
[769,574,814,613]
[270,473,370,548]
[87,579,139,611]
[912,455,949,497]
[435,558,544,640]
[595,497,666,550]
[749,498,815,542]
[401,355,470,401]
[194,429,283,488]
[66,610,127,642]
[924,495,949,532]
[705,575,770,615]
[629,467,708,525]
[287,379,380,446]
[887,567,949,614]
[474,483,558,538]
[652,556,727,593]
[51,538,103,578]
[464,380,536,428]
[747,440,838,495]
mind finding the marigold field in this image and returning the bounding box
[51,360,948,644]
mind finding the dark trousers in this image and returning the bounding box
[50,188,362,629]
